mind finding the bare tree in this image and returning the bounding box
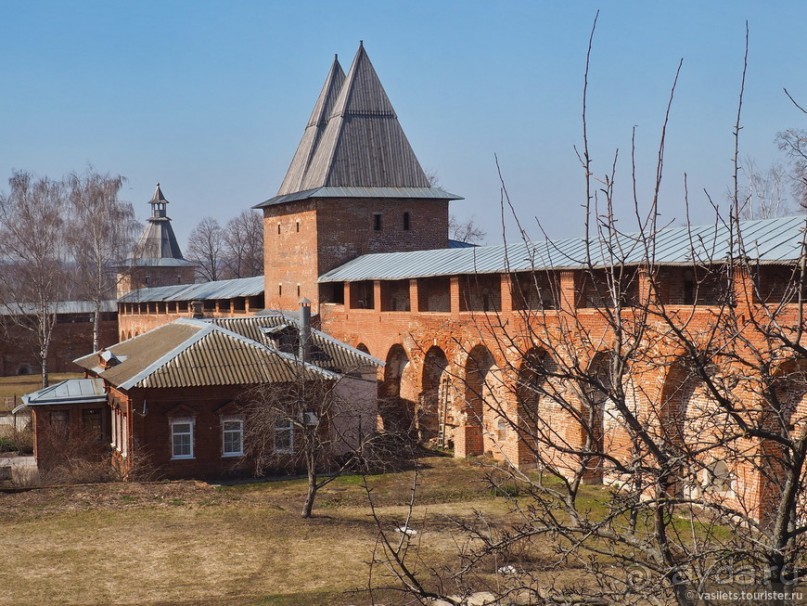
[243,367,380,518]
[449,214,487,244]
[0,171,70,387]
[738,157,793,219]
[186,216,224,282]
[222,209,263,279]
[776,127,807,209]
[67,168,138,351]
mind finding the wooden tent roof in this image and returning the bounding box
[258,43,460,208]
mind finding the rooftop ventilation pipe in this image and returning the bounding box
[299,298,311,362]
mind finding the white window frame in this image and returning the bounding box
[221,416,244,457]
[274,419,294,454]
[170,417,195,460]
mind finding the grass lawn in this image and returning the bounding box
[0,454,531,606]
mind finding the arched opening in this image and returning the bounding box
[581,351,611,483]
[464,345,506,458]
[420,346,451,445]
[355,343,370,355]
[516,347,563,468]
[381,345,414,433]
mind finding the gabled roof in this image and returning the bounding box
[118,275,264,303]
[256,43,461,208]
[277,56,346,196]
[74,319,339,390]
[318,215,807,282]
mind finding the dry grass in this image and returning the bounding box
[0,454,517,606]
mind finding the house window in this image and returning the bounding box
[82,408,102,441]
[170,418,194,459]
[50,411,68,431]
[373,213,382,231]
[403,212,411,231]
[222,417,244,457]
[274,419,294,454]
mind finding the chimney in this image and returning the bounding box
[299,298,311,362]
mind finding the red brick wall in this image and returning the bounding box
[262,197,448,311]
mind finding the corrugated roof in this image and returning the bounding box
[207,315,383,372]
[0,300,117,317]
[21,378,107,408]
[118,275,264,303]
[73,319,338,390]
[319,215,807,283]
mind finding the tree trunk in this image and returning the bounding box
[93,307,101,352]
[302,467,317,518]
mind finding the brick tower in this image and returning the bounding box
[255,42,461,312]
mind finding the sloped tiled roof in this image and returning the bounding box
[257,43,461,208]
[319,215,807,282]
[73,319,339,390]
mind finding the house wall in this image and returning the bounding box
[32,403,109,470]
[116,385,253,481]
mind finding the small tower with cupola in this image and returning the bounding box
[116,183,197,297]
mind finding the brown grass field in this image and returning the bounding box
[0,373,82,405]
[0,454,537,606]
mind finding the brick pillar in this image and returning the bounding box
[733,265,756,316]
[344,282,352,311]
[454,424,484,458]
[500,273,513,313]
[450,276,460,320]
[559,271,577,312]
[373,281,382,314]
[409,279,419,314]
[638,266,657,307]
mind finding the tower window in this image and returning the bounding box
[373,213,382,231]
[297,284,301,297]
[403,212,411,231]
[278,283,282,296]
[296,221,300,233]
[277,223,281,235]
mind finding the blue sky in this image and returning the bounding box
[1,1,806,247]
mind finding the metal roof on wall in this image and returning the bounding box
[319,215,807,283]
[118,275,264,303]
[0,300,117,317]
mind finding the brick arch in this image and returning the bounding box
[462,344,509,459]
[419,346,451,444]
[355,342,370,355]
[380,344,414,433]
[516,347,557,467]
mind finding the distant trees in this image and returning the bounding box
[187,209,263,282]
[449,215,487,244]
[67,169,138,351]
[0,172,70,387]
[0,169,137,385]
